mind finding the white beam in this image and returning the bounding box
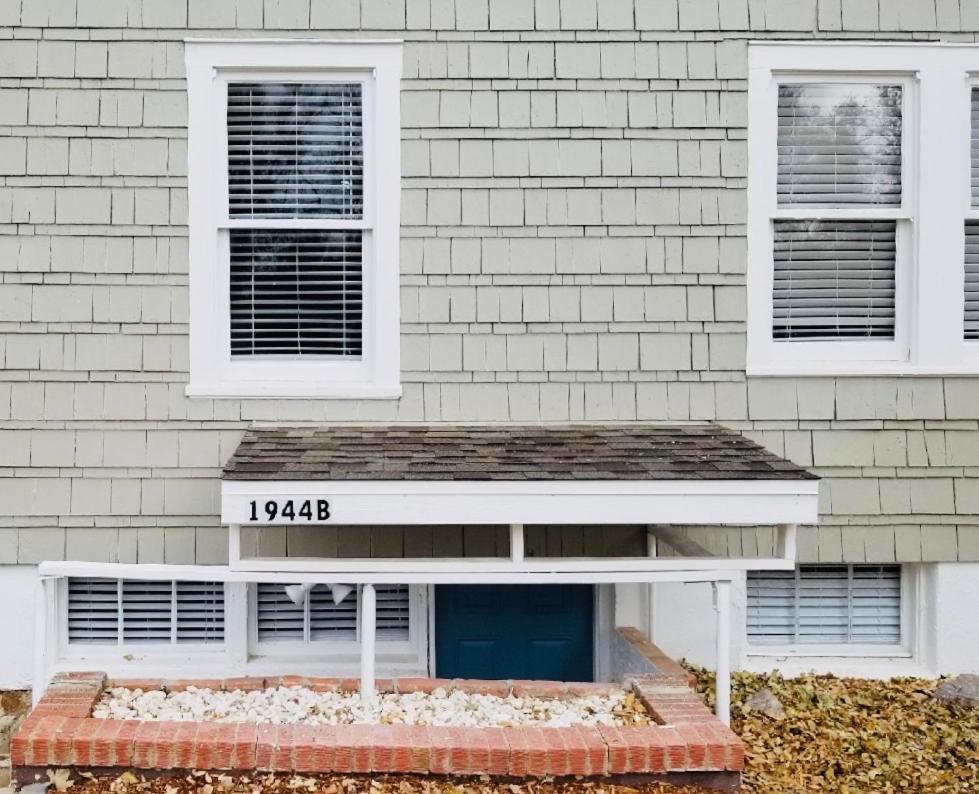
[360,583,376,699]
[229,556,796,575]
[221,478,820,526]
[38,560,741,586]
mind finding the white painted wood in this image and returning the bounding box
[747,41,979,375]
[360,583,376,698]
[775,524,797,562]
[221,478,820,526]
[39,560,739,586]
[714,580,731,725]
[230,557,796,575]
[510,523,524,563]
[184,39,402,399]
[33,576,50,706]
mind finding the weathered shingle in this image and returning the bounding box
[222,424,818,482]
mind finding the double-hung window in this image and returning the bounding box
[185,40,402,398]
[748,43,979,374]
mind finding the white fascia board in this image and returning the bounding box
[220,478,820,526]
[38,560,746,585]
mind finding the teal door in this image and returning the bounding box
[435,585,594,681]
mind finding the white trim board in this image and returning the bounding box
[220,478,820,526]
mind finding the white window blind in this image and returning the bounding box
[228,83,363,218]
[229,230,363,357]
[772,83,902,342]
[255,584,409,644]
[777,84,902,207]
[67,578,225,646]
[226,82,365,361]
[747,564,902,647]
[773,220,897,340]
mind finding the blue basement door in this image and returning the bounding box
[434,585,594,681]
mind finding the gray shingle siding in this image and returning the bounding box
[1,1,978,564]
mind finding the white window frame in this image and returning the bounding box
[745,563,915,659]
[185,39,402,399]
[748,42,979,375]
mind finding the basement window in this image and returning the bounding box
[746,564,903,651]
[252,583,411,649]
[185,40,402,399]
[66,578,225,646]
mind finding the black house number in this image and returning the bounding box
[248,499,330,522]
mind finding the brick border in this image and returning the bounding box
[12,672,743,783]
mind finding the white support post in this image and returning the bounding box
[360,583,376,699]
[509,523,524,563]
[33,576,50,706]
[713,580,732,725]
[228,523,241,566]
[775,523,797,563]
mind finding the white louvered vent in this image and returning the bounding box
[747,565,902,647]
[777,84,902,208]
[966,221,979,340]
[227,82,363,219]
[229,229,363,358]
[772,220,897,340]
[256,584,410,644]
[967,87,979,340]
[67,578,225,646]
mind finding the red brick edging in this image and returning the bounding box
[13,672,743,781]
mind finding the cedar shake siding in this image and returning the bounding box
[0,0,976,567]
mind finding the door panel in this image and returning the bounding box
[435,585,594,681]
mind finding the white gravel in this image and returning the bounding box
[92,686,649,728]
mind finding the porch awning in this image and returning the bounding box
[220,424,819,526]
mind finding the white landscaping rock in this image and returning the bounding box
[92,686,648,728]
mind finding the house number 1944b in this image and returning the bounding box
[248,499,330,522]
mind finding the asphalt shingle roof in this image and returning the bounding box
[222,424,818,482]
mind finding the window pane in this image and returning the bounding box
[966,220,979,340]
[230,229,363,358]
[773,219,896,341]
[175,582,225,644]
[747,565,901,646]
[777,84,902,207]
[67,578,119,645]
[228,82,364,219]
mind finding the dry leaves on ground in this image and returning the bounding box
[688,665,979,794]
[44,772,706,794]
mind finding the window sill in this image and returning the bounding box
[746,646,911,659]
[747,362,979,377]
[185,382,403,400]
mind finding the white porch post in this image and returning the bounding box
[713,580,731,725]
[360,582,376,699]
[509,523,524,563]
[33,575,51,706]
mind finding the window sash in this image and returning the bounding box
[767,77,911,351]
